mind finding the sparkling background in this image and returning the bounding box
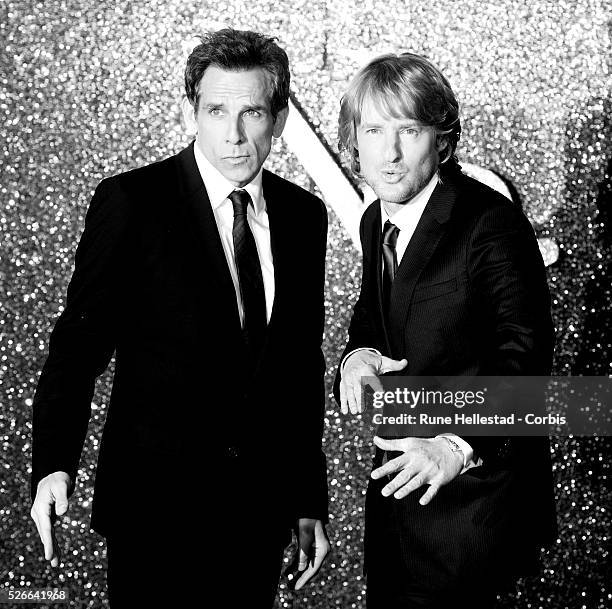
[1,0,611,607]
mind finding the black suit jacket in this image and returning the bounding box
[334,170,557,589]
[31,143,328,536]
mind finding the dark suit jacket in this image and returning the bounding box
[334,169,557,590]
[31,142,328,537]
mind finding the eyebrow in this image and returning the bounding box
[360,120,421,129]
[201,102,268,113]
[242,104,268,113]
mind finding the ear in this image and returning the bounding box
[436,134,452,164]
[272,106,289,138]
[181,96,198,136]
[435,133,448,153]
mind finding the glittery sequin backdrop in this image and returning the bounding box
[1,1,611,607]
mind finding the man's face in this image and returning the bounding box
[356,98,444,205]
[187,66,287,187]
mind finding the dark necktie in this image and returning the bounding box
[382,220,400,315]
[228,189,267,358]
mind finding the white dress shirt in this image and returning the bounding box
[342,171,438,366]
[193,140,274,326]
[342,172,478,470]
[379,170,439,262]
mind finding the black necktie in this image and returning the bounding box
[228,189,267,358]
[382,220,400,315]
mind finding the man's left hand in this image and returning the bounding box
[291,518,330,591]
[371,436,463,505]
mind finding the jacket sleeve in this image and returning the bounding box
[332,207,380,404]
[31,178,129,501]
[292,197,329,522]
[465,201,554,462]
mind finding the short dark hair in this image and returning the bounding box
[338,53,461,175]
[184,28,290,118]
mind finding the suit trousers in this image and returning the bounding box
[365,510,501,609]
[365,474,502,609]
[106,517,289,609]
[105,455,291,609]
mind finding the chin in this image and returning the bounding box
[374,184,416,203]
[222,167,256,186]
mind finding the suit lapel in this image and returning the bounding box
[176,142,242,331]
[388,176,457,356]
[261,170,284,331]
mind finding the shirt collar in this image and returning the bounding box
[381,171,440,230]
[193,139,265,214]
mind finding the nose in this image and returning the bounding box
[226,116,245,145]
[383,132,401,163]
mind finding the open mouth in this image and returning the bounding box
[381,170,406,182]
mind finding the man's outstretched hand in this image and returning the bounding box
[30,471,71,568]
[287,518,330,591]
[371,437,463,505]
[340,351,407,415]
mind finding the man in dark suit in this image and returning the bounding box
[30,28,330,608]
[335,53,556,608]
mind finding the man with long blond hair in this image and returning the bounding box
[335,53,556,608]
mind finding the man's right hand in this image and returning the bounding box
[30,471,71,568]
[340,351,407,415]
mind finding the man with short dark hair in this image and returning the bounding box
[30,28,329,608]
[335,53,556,608]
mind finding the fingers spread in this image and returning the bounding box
[419,480,442,506]
[393,472,426,499]
[381,467,415,497]
[371,454,406,480]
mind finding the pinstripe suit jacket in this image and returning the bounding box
[334,169,557,590]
